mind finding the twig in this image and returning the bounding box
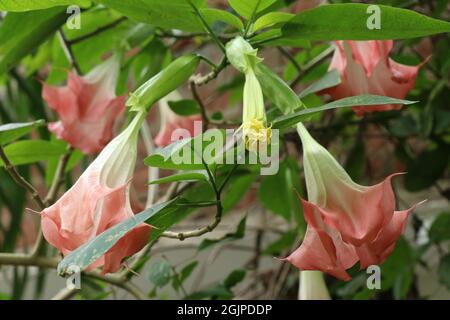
[193,56,229,87]
[189,80,209,131]
[187,0,226,54]
[68,17,127,45]
[57,30,82,75]
[160,157,223,241]
[0,145,46,209]
[44,146,73,206]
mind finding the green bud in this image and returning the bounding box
[126,55,200,112]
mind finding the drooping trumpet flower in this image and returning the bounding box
[154,91,202,147]
[41,111,151,274]
[326,40,422,116]
[285,123,422,280]
[226,37,272,152]
[42,54,126,154]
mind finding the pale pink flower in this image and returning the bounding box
[42,55,125,154]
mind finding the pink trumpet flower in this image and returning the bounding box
[285,124,423,281]
[327,40,423,116]
[42,55,126,154]
[41,111,151,274]
[154,91,202,147]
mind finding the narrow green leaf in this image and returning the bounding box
[149,170,208,185]
[298,69,341,98]
[282,4,450,40]
[272,95,417,129]
[57,199,177,275]
[255,63,304,114]
[0,120,45,145]
[253,12,293,31]
[168,99,201,116]
[201,8,244,31]
[0,140,67,167]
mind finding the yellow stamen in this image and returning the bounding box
[241,118,272,152]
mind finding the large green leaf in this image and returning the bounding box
[0,0,90,11]
[282,4,450,40]
[0,120,45,145]
[255,63,304,114]
[93,0,206,32]
[0,140,67,167]
[272,95,417,129]
[0,8,67,74]
[228,0,276,19]
[57,199,178,275]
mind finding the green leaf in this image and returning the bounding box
[144,130,226,170]
[149,170,209,185]
[438,254,450,290]
[173,261,198,292]
[262,230,296,256]
[0,140,67,167]
[0,0,90,11]
[282,4,450,41]
[168,99,201,116]
[127,55,200,111]
[258,157,301,221]
[223,269,246,289]
[201,8,244,31]
[0,8,67,74]
[253,12,293,31]
[0,120,45,145]
[148,260,172,287]
[185,268,246,300]
[94,0,206,32]
[404,148,449,192]
[298,69,341,99]
[429,212,450,243]
[272,95,417,129]
[255,63,304,114]
[57,199,177,275]
[198,216,246,251]
[228,0,276,19]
